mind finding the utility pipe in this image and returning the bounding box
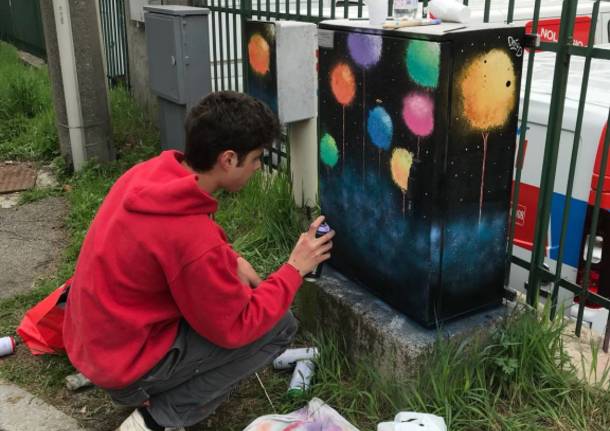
[52,0,86,171]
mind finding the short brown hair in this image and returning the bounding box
[184,91,280,171]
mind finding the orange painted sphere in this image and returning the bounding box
[330,63,356,106]
[248,34,270,75]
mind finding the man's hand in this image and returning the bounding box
[287,215,335,277]
[237,256,263,288]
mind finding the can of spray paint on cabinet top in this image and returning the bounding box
[304,223,331,281]
[287,359,315,396]
[0,336,15,357]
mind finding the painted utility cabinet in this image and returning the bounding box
[245,20,317,124]
[318,21,525,327]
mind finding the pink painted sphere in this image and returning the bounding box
[402,92,434,138]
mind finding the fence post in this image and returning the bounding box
[241,0,252,93]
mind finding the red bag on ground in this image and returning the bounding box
[16,278,71,355]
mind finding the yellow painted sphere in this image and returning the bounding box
[459,49,516,131]
[390,148,414,193]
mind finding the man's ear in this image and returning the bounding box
[218,150,238,170]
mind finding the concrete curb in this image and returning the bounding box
[295,267,510,379]
[0,380,84,431]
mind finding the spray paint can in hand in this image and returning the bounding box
[0,336,15,357]
[287,359,315,396]
[273,347,319,370]
[304,222,331,282]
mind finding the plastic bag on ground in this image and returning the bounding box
[16,279,71,355]
[243,397,359,431]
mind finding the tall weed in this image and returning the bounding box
[216,171,306,276]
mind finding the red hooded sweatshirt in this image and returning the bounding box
[63,151,302,389]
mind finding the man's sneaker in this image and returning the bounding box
[116,409,185,431]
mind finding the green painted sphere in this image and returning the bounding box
[320,133,339,168]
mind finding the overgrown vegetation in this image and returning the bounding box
[216,172,304,276]
[1,40,610,431]
[0,43,57,160]
[304,306,610,431]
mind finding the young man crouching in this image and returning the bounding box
[63,91,334,431]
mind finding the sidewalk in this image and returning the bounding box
[0,163,67,299]
[0,163,79,430]
[0,380,84,431]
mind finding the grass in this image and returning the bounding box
[216,171,305,276]
[293,306,610,431]
[2,40,610,431]
[0,42,57,161]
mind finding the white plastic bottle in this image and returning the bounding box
[273,347,319,370]
[393,0,418,20]
[287,359,315,395]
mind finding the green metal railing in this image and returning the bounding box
[0,0,46,58]
[509,0,610,350]
[195,0,610,343]
[99,0,130,87]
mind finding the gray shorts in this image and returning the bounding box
[107,312,298,428]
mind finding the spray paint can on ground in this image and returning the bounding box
[304,222,331,282]
[0,336,15,357]
[273,347,319,370]
[287,359,315,396]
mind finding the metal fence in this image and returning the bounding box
[0,0,46,58]
[99,0,130,87]
[194,0,610,345]
[503,0,610,349]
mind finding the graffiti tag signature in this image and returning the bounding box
[508,36,523,57]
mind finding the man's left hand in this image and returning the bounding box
[237,257,263,288]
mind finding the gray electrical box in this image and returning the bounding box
[144,6,211,151]
[244,20,317,124]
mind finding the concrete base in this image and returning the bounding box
[294,267,511,378]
